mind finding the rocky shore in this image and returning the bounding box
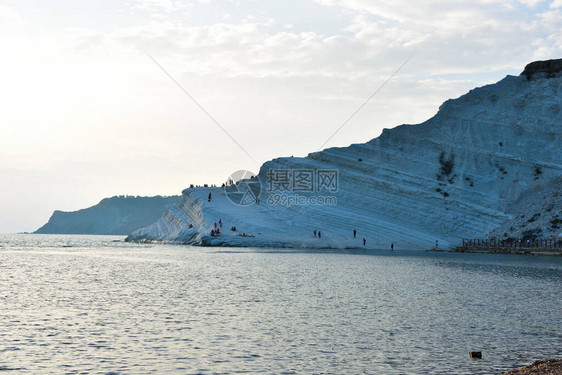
[503,359,562,375]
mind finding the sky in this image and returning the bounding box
[0,0,561,233]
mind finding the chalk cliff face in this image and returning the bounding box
[127,61,562,249]
[36,195,180,235]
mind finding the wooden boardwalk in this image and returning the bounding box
[452,238,562,255]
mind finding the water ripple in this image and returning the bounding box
[0,234,560,374]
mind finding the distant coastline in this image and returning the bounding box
[35,195,180,235]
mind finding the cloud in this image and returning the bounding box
[0,4,22,23]
[125,0,194,14]
[311,0,561,75]
[92,0,560,83]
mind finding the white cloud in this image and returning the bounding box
[518,0,546,6]
[126,0,194,14]
[0,4,22,25]
[312,0,562,75]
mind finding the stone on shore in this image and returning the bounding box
[503,359,562,375]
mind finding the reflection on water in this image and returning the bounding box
[1,234,561,374]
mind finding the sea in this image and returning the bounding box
[0,234,560,374]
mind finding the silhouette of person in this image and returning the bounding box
[353,229,357,238]
[208,192,212,202]
[391,243,394,251]
[363,238,366,246]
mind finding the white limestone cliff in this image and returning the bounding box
[127,66,562,249]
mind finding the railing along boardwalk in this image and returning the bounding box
[454,238,562,255]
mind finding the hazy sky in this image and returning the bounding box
[1,0,560,233]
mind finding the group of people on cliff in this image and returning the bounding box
[208,217,256,239]
[210,218,223,236]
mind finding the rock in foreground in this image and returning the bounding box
[503,359,562,375]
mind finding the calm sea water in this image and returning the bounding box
[0,234,560,374]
